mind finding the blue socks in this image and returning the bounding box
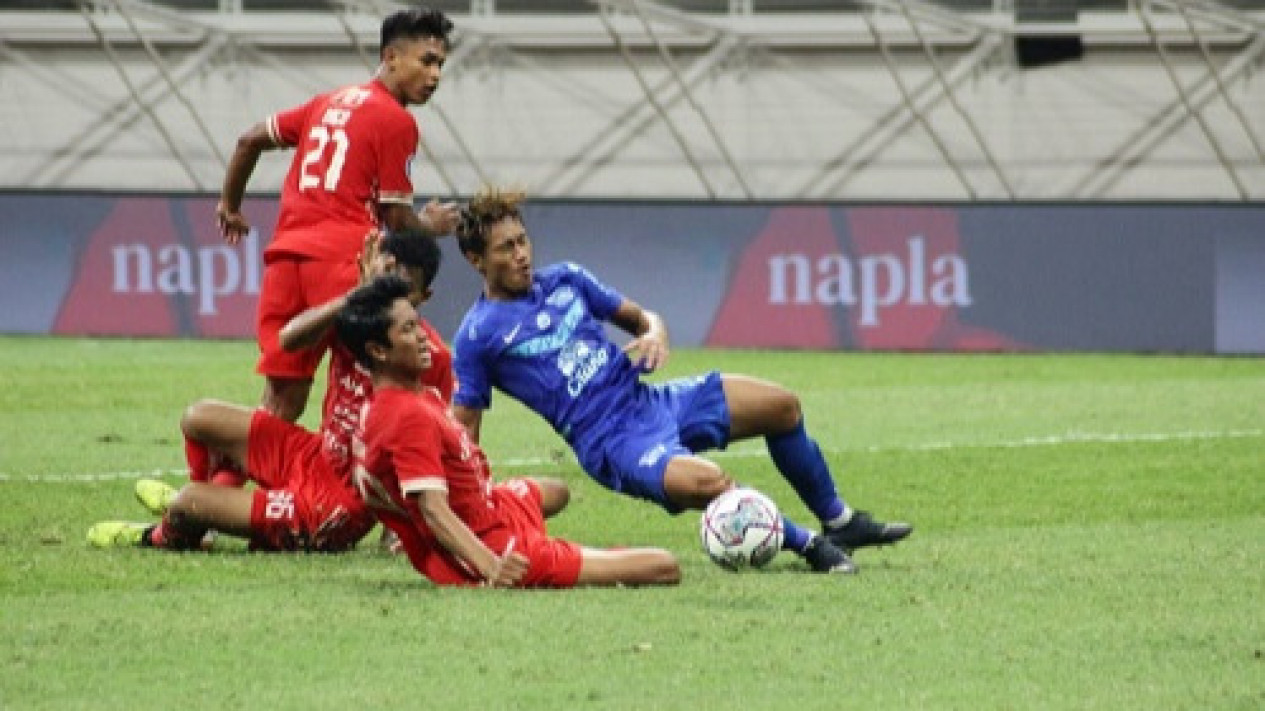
[767,420,847,525]
[781,517,812,552]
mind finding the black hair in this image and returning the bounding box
[380,228,443,290]
[455,185,526,259]
[335,274,414,371]
[380,6,454,58]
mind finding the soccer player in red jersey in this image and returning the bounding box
[216,6,460,423]
[336,275,680,588]
[86,231,446,553]
[280,228,452,475]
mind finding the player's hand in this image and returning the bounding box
[418,199,460,237]
[623,333,669,373]
[483,538,528,588]
[216,201,251,245]
[358,229,382,284]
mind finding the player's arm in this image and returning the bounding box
[279,230,381,352]
[279,295,346,352]
[216,122,277,245]
[611,299,670,373]
[451,405,484,444]
[414,489,527,587]
[379,201,460,239]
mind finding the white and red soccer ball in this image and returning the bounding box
[699,487,783,571]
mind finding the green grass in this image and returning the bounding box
[1,336,1263,709]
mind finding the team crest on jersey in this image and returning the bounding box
[546,286,576,309]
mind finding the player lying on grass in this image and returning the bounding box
[450,186,912,575]
[337,274,680,587]
[86,230,449,552]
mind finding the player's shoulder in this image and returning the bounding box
[537,261,592,287]
[455,299,499,354]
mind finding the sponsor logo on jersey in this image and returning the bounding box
[508,299,584,357]
[556,338,608,397]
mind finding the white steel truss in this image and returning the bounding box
[0,0,1261,199]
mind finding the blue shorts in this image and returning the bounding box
[572,370,730,513]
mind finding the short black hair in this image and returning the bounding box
[381,228,443,290]
[456,185,526,259]
[380,6,454,58]
[335,274,414,371]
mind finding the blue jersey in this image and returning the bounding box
[453,262,642,443]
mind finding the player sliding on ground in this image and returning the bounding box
[337,275,680,588]
[450,186,912,574]
[86,230,449,552]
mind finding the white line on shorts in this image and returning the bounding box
[2,429,1259,482]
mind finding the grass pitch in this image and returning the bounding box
[1,336,1262,709]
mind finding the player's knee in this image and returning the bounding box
[767,388,803,432]
[664,460,734,509]
[697,469,734,500]
[682,469,733,508]
[179,400,218,440]
[164,487,198,529]
[535,478,571,518]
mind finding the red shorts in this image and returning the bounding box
[418,478,583,588]
[246,410,374,552]
[256,255,360,379]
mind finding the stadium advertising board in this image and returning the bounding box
[1,194,1261,354]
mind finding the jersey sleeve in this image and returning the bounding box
[265,94,322,148]
[391,403,448,496]
[375,108,419,206]
[566,262,624,321]
[452,329,493,410]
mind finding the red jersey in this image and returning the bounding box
[357,386,497,532]
[354,386,503,577]
[265,79,418,262]
[322,320,453,476]
[354,386,584,587]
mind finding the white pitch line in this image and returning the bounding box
[6,429,1258,483]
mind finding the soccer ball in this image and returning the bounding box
[699,488,784,571]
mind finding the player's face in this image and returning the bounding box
[381,298,432,377]
[385,36,447,106]
[481,216,533,300]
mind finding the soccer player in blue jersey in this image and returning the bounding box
[450,186,913,574]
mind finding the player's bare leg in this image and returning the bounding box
[164,483,256,540]
[261,376,312,423]
[180,400,253,466]
[181,399,254,487]
[90,483,254,551]
[574,547,680,586]
[721,374,801,440]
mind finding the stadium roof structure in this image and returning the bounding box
[1,0,1262,199]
